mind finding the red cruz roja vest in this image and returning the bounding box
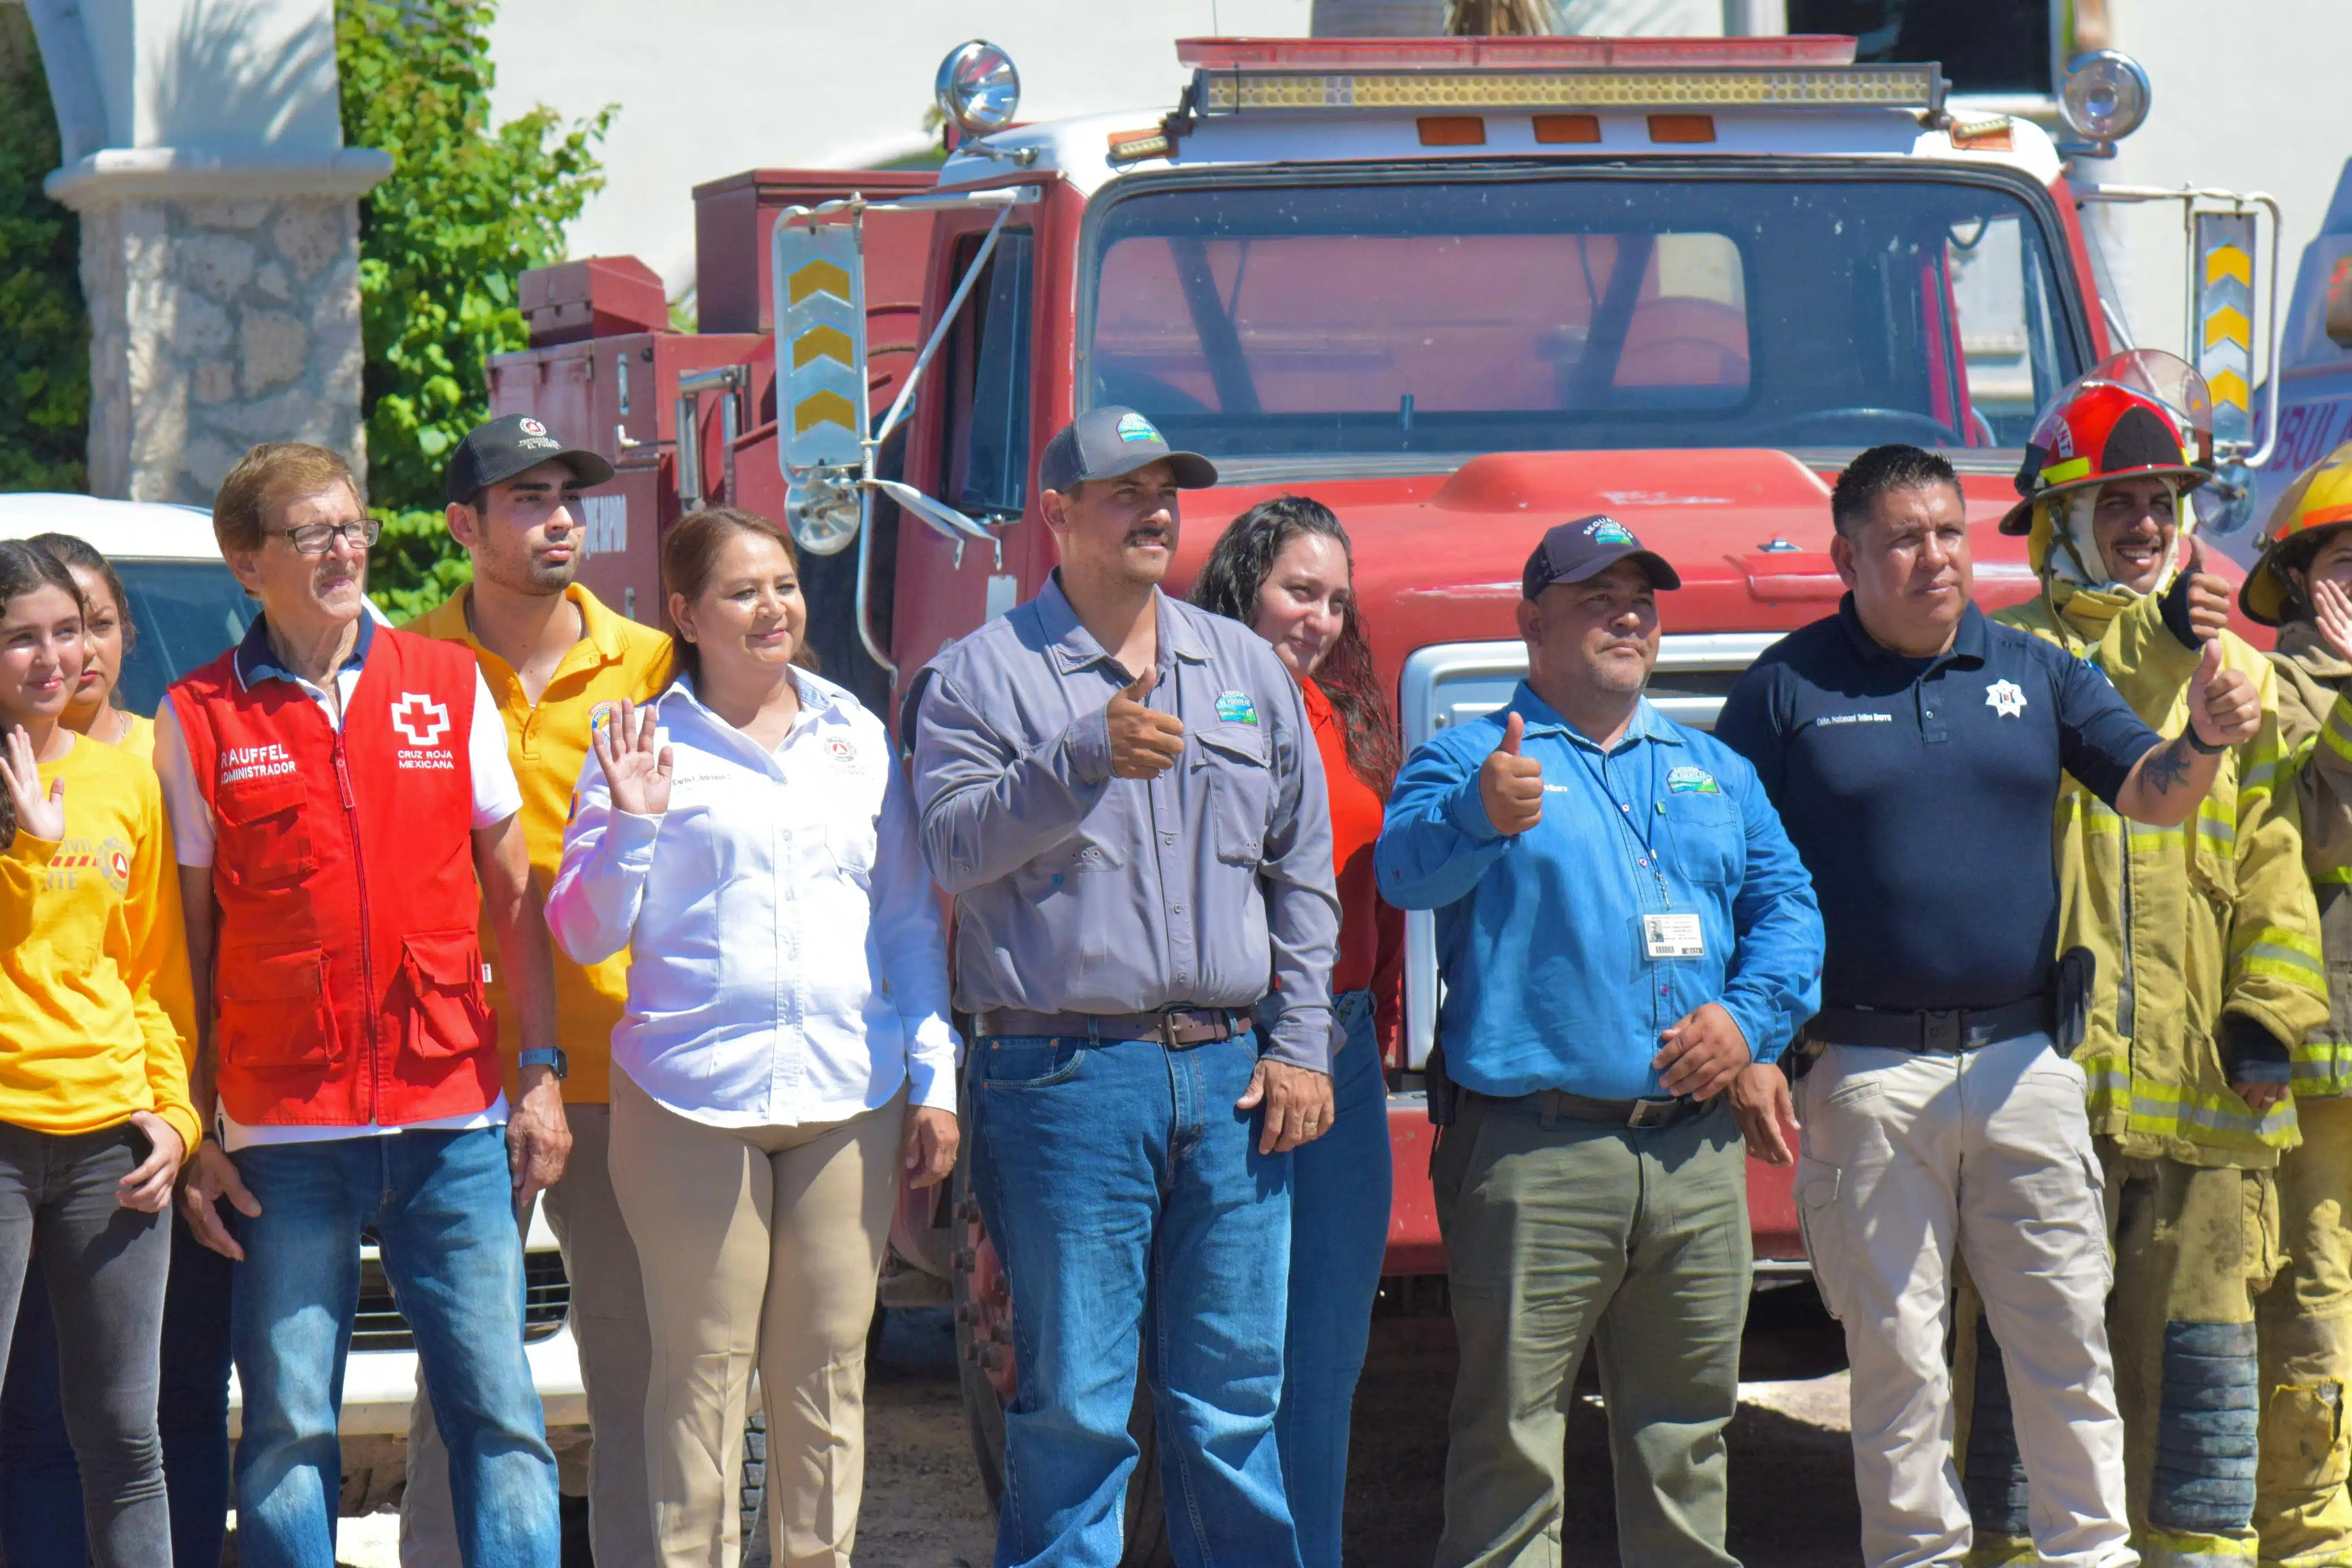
[168,624,499,1128]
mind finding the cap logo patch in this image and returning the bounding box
[1214,690,1260,725]
[519,418,547,437]
[1586,518,1637,545]
[1666,765,1719,795]
[1115,412,1161,444]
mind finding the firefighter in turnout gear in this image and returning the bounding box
[1957,354,2329,1568]
[2244,437,2352,1566]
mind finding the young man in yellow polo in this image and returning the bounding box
[401,415,672,1567]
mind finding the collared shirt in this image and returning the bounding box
[547,670,957,1127]
[150,612,525,1150]
[1715,596,2161,1013]
[1377,686,1822,1100]
[910,575,1341,1069]
[410,583,673,1103]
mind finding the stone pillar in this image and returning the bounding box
[48,151,388,503]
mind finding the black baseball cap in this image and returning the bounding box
[1522,514,1682,600]
[1037,406,1217,493]
[445,414,615,505]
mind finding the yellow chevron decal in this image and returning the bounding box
[2211,368,2252,409]
[791,324,855,370]
[2205,245,2252,289]
[2204,304,2251,350]
[786,259,853,306]
[792,389,858,435]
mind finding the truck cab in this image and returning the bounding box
[486,32,2276,1549]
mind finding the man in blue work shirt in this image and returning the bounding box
[1714,444,2262,1568]
[911,407,1339,1567]
[1377,515,1823,1568]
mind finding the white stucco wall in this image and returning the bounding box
[484,0,1314,293]
[67,0,342,155]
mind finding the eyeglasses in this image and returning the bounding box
[274,518,384,555]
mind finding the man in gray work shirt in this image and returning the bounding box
[911,406,1340,1567]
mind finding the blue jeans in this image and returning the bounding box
[1274,990,1391,1568]
[230,1127,557,1568]
[970,1029,1300,1568]
[1,1205,235,1568]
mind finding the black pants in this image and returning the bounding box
[0,1121,173,1568]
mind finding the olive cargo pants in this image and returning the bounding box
[2257,1093,2352,1567]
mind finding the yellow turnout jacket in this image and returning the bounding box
[1997,582,2324,1164]
[2264,621,2352,1097]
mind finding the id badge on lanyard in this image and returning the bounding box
[1642,911,1706,960]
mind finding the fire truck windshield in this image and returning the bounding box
[1081,170,2086,473]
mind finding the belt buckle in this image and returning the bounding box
[1158,1009,1195,1049]
[1922,1010,1964,1053]
[1627,1097,1677,1128]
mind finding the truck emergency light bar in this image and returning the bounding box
[1173,34,1943,120]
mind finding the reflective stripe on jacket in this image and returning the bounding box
[1998,584,2324,1164]
[2263,621,2352,1096]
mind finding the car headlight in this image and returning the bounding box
[936,40,1021,137]
[2059,50,2151,149]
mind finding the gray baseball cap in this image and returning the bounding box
[1037,406,1217,493]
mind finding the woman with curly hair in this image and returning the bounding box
[1191,495,1400,1568]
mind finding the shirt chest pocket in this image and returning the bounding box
[1662,791,1743,887]
[1194,720,1272,866]
[214,774,315,888]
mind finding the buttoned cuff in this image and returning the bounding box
[1446,774,1503,844]
[1263,1007,1335,1072]
[5,831,59,868]
[604,808,663,865]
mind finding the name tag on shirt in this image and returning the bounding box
[1643,912,1706,960]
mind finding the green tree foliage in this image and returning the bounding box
[0,9,89,493]
[337,0,611,616]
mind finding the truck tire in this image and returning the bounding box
[740,1407,772,1568]
[950,1156,1172,1568]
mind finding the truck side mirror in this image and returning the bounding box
[773,219,870,556]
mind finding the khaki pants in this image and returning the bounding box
[2257,1093,2352,1567]
[1955,1150,2281,1568]
[1796,1036,2135,1568]
[1431,1090,1750,1568]
[401,1102,656,1567]
[609,1069,903,1568]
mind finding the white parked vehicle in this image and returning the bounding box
[0,492,587,1511]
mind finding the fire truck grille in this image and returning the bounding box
[350,1249,572,1353]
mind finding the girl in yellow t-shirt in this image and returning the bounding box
[0,538,196,1565]
[31,531,153,761]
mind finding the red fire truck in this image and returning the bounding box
[486,31,2286,1554]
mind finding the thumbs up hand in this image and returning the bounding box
[1107,668,1186,780]
[1478,711,1546,836]
[2182,541,2231,644]
[2189,636,2260,751]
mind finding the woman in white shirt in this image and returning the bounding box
[547,507,958,1568]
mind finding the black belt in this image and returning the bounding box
[1468,1088,1705,1129]
[972,1007,1244,1049]
[1808,995,2051,1055]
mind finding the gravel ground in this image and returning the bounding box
[285,1287,1861,1567]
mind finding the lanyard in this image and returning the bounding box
[1561,725,1675,910]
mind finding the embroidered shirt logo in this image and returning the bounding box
[1214,691,1260,725]
[1115,412,1160,443]
[1665,765,1720,795]
[827,737,857,763]
[1986,679,2029,718]
[1813,712,1893,727]
[589,701,619,738]
[390,692,451,747]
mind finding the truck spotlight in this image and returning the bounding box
[2058,50,2151,157]
[937,41,1021,137]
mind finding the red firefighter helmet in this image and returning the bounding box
[1997,350,2213,535]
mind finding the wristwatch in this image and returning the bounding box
[518,1046,569,1080]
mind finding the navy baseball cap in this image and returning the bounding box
[445,414,615,505]
[1037,406,1217,493]
[1521,514,1682,600]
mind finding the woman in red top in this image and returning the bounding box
[1192,495,1401,1568]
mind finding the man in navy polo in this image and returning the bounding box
[1379,516,1822,1567]
[1714,444,2262,1568]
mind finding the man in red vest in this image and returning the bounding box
[158,441,570,1567]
